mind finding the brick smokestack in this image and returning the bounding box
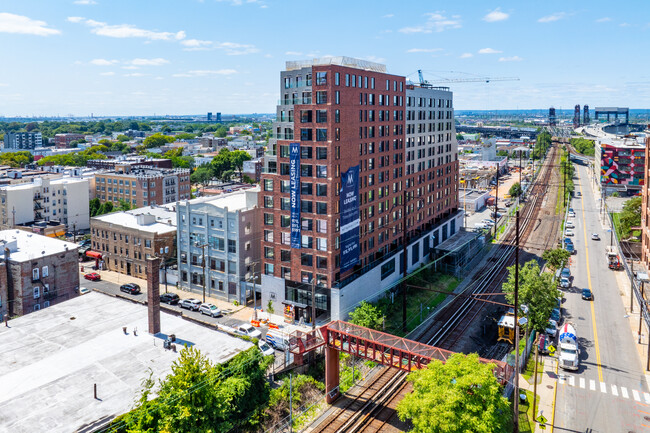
[147,258,160,335]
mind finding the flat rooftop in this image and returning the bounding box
[0,293,252,433]
[185,187,259,212]
[597,136,645,149]
[435,229,479,252]
[286,56,386,73]
[0,230,78,262]
[460,189,489,200]
[92,211,176,234]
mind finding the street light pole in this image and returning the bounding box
[513,210,520,433]
[494,168,499,238]
[402,188,408,333]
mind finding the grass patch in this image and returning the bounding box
[523,357,544,384]
[518,389,536,433]
[380,270,459,336]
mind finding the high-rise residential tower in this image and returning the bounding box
[260,57,461,323]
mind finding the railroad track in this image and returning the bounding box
[308,146,559,433]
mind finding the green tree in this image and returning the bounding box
[397,353,511,433]
[96,201,114,216]
[508,182,522,197]
[143,133,175,149]
[570,137,595,156]
[89,198,101,217]
[191,165,214,191]
[502,260,560,332]
[542,248,571,272]
[456,133,464,141]
[228,150,252,181]
[348,301,384,330]
[117,199,132,211]
[215,126,228,138]
[619,196,642,238]
[175,132,196,140]
[116,134,130,142]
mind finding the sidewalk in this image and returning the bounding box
[77,262,290,326]
[520,355,558,432]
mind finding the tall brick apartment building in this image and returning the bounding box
[260,57,461,323]
[94,164,191,208]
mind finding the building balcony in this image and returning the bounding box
[272,133,295,140]
[278,97,312,106]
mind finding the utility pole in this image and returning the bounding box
[402,188,408,333]
[311,277,316,330]
[519,149,522,188]
[532,332,539,419]
[73,223,76,243]
[639,281,645,343]
[513,210,520,433]
[494,168,499,238]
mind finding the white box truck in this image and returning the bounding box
[558,322,579,370]
[265,329,291,351]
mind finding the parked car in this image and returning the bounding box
[582,288,593,300]
[79,287,91,295]
[565,243,575,255]
[160,293,180,304]
[551,308,562,322]
[561,267,572,279]
[258,340,275,357]
[78,239,91,247]
[565,229,574,237]
[566,221,575,229]
[482,219,495,226]
[559,277,571,289]
[591,233,600,241]
[576,192,581,196]
[199,303,222,317]
[120,283,141,295]
[568,211,576,218]
[84,272,101,281]
[180,298,202,311]
[564,237,573,245]
[237,324,262,339]
[546,319,558,337]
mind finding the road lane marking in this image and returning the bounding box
[569,376,575,386]
[559,375,566,384]
[633,390,641,401]
[600,382,607,393]
[612,385,618,396]
[590,379,596,391]
[645,392,650,404]
[578,177,604,383]
[580,377,585,388]
[622,387,629,399]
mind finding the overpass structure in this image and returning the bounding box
[288,320,512,403]
[595,107,629,124]
[457,125,539,139]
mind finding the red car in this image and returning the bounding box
[84,272,101,281]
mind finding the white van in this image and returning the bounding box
[265,329,291,351]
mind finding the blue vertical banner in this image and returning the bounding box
[340,165,360,272]
[289,142,301,248]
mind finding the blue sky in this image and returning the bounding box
[0,0,649,116]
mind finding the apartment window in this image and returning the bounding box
[316,256,328,269]
[145,239,151,248]
[301,146,312,159]
[301,201,313,213]
[301,110,312,123]
[32,268,39,281]
[42,266,49,277]
[280,145,290,157]
[316,71,327,85]
[264,263,274,275]
[301,235,313,249]
[316,110,327,123]
[316,238,327,251]
[381,258,395,280]
[281,215,291,228]
[280,180,290,193]
[316,165,327,178]
[335,72,340,85]
[345,74,350,86]
[264,213,274,225]
[301,183,313,195]
[264,246,274,259]
[316,129,327,141]
[316,148,328,160]
[281,197,291,210]
[264,230,274,242]
[316,91,327,104]
[264,196,274,208]
[316,219,327,233]
[334,109,340,123]
[301,165,313,177]
[301,218,313,231]
[316,202,328,215]
[263,179,274,191]
[281,249,291,261]
[335,91,340,104]
[33,286,40,299]
[301,253,313,266]
[300,129,313,141]
[316,184,327,196]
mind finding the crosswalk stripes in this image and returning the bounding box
[558,375,649,401]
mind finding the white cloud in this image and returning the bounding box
[172,69,237,77]
[620,22,631,27]
[180,39,213,50]
[216,0,266,6]
[406,48,442,53]
[478,47,502,54]
[0,13,60,36]
[363,55,386,63]
[596,17,611,23]
[217,42,259,55]
[483,8,509,22]
[130,58,169,66]
[285,51,303,56]
[121,65,139,70]
[124,73,147,77]
[399,12,461,34]
[499,56,523,62]
[71,17,186,41]
[0,83,8,87]
[459,53,473,58]
[538,12,567,23]
[73,0,97,4]
[383,14,394,18]
[90,58,118,66]
[99,71,115,76]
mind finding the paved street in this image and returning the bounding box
[554,164,650,432]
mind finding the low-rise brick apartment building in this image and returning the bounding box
[260,57,461,323]
[90,205,176,278]
[0,230,79,318]
[54,133,85,149]
[93,164,191,208]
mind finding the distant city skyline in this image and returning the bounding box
[1,0,649,116]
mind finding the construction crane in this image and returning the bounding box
[416,69,519,86]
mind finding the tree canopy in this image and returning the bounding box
[502,260,560,332]
[542,248,570,272]
[348,301,383,330]
[397,353,511,433]
[619,196,642,239]
[508,182,522,198]
[110,346,272,433]
[143,133,175,149]
[570,137,595,156]
[0,151,33,167]
[37,145,108,166]
[210,148,252,181]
